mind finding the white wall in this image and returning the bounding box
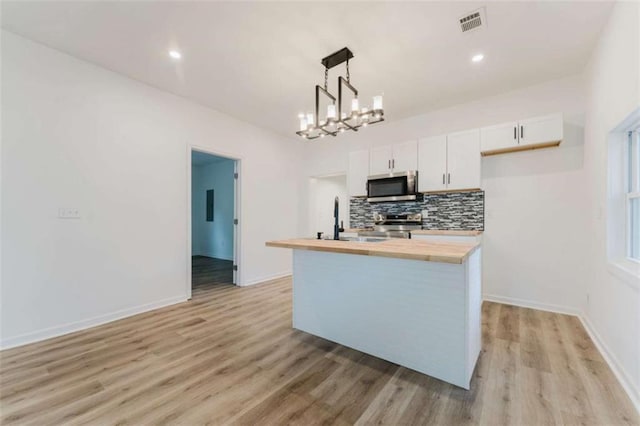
[191,158,235,260]
[582,1,640,410]
[303,75,589,315]
[308,175,348,238]
[0,31,303,348]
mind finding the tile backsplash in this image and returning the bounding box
[349,191,484,230]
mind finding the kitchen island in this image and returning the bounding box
[265,238,482,389]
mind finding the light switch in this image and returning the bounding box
[58,208,81,219]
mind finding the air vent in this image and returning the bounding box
[459,8,486,33]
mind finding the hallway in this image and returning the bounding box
[192,256,233,290]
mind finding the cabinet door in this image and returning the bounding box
[417,135,447,192]
[391,140,418,172]
[518,113,563,147]
[347,150,369,197]
[446,129,481,191]
[480,121,518,154]
[369,146,393,175]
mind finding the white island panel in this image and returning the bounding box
[292,248,481,389]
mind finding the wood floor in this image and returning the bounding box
[192,256,234,289]
[1,277,638,425]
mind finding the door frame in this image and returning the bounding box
[187,144,242,299]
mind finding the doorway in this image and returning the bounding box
[309,174,348,238]
[189,149,239,296]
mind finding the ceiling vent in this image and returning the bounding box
[459,8,486,33]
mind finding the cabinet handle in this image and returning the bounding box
[392,159,395,169]
[514,126,517,140]
[520,125,524,139]
[447,173,451,184]
[388,159,391,169]
[442,173,445,184]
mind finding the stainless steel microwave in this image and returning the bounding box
[366,171,418,202]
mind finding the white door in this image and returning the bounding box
[480,121,518,154]
[391,140,418,172]
[369,145,393,175]
[446,129,481,191]
[347,150,369,197]
[417,135,447,192]
[518,113,563,147]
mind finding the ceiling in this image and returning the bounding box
[1,1,613,138]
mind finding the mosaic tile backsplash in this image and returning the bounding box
[349,191,484,230]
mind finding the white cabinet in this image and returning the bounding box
[479,122,518,153]
[392,140,419,173]
[518,114,563,148]
[347,150,369,197]
[369,146,394,175]
[418,130,481,193]
[480,113,563,155]
[417,135,447,192]
[446,129,481,191]
[369,140,417,175]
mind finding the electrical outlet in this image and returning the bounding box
[58,208,81,219]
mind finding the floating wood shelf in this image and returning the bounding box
[481,140,561,157]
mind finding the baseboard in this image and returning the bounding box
[241,271,292,287]
[579,314,640,415]
[483,293,580,316]
[0,295,188,350]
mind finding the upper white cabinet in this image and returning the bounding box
[369,140,417,175]
[417,135,447,192]
[369,146,394,175]
[480,113,563,156]
[392,140,419,173]
[418,129,481,193]
[479,121,518,153]
[518,114,563,148]
[347,150,369,197]
[447,129,482,191]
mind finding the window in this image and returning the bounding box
[628,129,640,261]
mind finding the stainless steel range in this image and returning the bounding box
[358,213,423,239]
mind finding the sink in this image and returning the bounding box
[339,236,388,243]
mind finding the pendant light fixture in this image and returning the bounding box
[296,47,384,140]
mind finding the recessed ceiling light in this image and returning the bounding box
[471,53,484,63]
[169,50,182,60]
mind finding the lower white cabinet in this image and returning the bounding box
[347,150,369,197]
[418,129,481,192]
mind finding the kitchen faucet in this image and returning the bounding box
[333,196,340,240]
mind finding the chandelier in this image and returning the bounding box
[296,47,384,140]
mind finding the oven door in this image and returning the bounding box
[367,172,417,202]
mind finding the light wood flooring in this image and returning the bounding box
[1,277,638,425]
[192,256,234,289]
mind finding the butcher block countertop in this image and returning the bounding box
[265,238,479,264]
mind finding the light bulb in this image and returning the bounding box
[306,113,314,128]
[362,122,368,127]
[373,95,383,111]
[320,133,325,138]
[299,116,307,131]
[351,98,359,113]
[340,128,345,133]
[327,104,336,120]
